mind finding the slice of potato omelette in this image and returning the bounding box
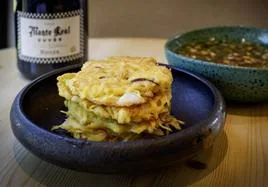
[53,56,183,141]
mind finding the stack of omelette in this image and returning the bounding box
[53,56,183,141]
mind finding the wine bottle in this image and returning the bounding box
[15,0,88,80]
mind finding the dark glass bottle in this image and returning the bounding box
[15,0,88,80]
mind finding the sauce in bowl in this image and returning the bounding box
[176,38,268,68]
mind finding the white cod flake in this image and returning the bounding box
[71,96,79,102]
[66,78,75,92]
[117,92,145,106]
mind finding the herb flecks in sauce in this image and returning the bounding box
[177,38,268,68]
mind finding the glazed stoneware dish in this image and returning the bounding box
[10,64,225,173]
[165,26,268,102]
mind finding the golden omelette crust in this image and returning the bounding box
[57,73,171,124]
[64,56,172,107]
[54,56,184,142]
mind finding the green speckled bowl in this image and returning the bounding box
[165,26,268,103]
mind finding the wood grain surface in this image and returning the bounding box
[0,39,268,187]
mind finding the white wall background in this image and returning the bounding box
[89,0,268,38]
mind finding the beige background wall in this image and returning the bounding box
[89,0,268,38]
[8,0,268,46]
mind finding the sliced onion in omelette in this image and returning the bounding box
[53,56,184,142]
[64,57,172,107]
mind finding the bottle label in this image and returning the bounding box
[17,10,84,64]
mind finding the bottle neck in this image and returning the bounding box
[17,0,81,13]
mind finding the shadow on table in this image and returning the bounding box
[226,101,268,117]
[13,131,228,187]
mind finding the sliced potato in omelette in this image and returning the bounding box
[63,56,172,107]
[53,56,183,142]
[57,73,171,123]
[52,101,181,141]
[54,101,180,134]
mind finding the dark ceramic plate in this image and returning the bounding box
[10,64,226,174]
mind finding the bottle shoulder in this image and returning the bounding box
[17,0,86,13]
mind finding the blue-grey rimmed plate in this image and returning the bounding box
[10,64,225,173]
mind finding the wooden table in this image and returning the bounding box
[0,38,268,187]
